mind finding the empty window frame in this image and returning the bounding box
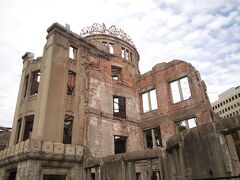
[121,47,125,58]
[113,96,126,118]
[111,66,121,80]
[30,70,41,96]
[69,46,77,59]
[23,75,29,98]
[170,77,191,103]
[67,70,76,96]
[114,135,127,154]
[43,174,66,180]
[130,52,133,61]
[23,115,34,141]
[144,127,162,149]
[15,118,22,144]
[142,89,158,113]
[109,43,114,54]
[63,115,73,144]
[176,117,197,132]
[126,49,129,60]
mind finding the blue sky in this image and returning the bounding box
[0,0,239,127]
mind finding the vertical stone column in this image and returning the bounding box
[16,160,41,180]
[151,129,156,149]
[130,161,136,180]
[0,168,7,180]
[95,167,99,180]
[69,164,83,180]
[179,142,186,180]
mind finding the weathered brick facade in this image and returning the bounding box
[0,23,239,180]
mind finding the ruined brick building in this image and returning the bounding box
[0,23,239,180]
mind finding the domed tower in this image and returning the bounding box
[8,23,143,158]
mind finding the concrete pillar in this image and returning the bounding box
[130,162,136,180]
[151,129,156,149]
[16,160,41,180]
[160,157,170,180]
[69,164,83,180]
[168,153,177,180]
[121,161,128,180]
[179,143,186,180]
[177,79,184,101]
[0,168,7,180]
[147,160,153,180]
[86,168,91,180]
[172,148,181,177]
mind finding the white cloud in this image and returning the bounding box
[0,0,239,126]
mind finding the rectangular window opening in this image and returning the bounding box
[111,66,121,80]
[23,115,34,141]
[30,70,41,96]
[121,47,125,58]
[63,115,73,144]
[170,77,191,103]
[141,89,158,113]
[7,170,17,180]
[126,49,129,60]
[69,46,77,59]
[144,127,162,149]
[176,117,197,133]
[67,70,76,96]
[113,96,126,118]
[43,174,66,180]
[130,52,133,62]
[114,135,127,154]
[15,118,22,144]
[154,127,162,147]
[109,43,114,54]
[23,75,29,98]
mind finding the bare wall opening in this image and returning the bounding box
[113,96,126,118]
[114,135,127,154]
[23,115,34,141]
[63,115,73,144]
[67,70,76,96]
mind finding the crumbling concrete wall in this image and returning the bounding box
[167,115,240,179]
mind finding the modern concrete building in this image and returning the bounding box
[212,86,240,118]
[0,23,239,180]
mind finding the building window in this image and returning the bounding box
[170,77,191,103]
[67,70,76,96]
[109,43,114,54]
[144,127,162,149]
[15,118,22,144]
[176,117,197,132]
[126,49,129,60]
[130,52,133,61]
[43,175,66,180]
[30,70,41,96]
[113,96,126,118]
[121,47,125,58]
[23,75,29,98]
[111,66,121,80]
[23,115,34,141]
[142,89,158,113]
[69,46,77,59]
[114,135,127,154]
[63,115,73,144]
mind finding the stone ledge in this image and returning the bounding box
[0,139,84,161]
